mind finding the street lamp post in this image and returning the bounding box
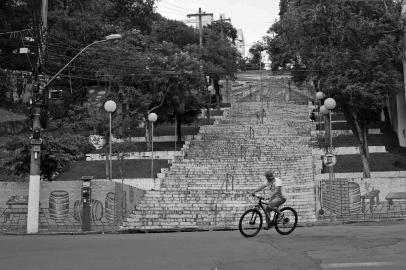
[104,100,117,181]
[43,34,122,89]
[324,97,337,151]
[316,91,325,146]
[148,113,158,179]
[320,97,336,182]
[26,34,122,234]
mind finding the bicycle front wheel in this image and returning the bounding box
[275,207,298,235]
[239,208,263,238]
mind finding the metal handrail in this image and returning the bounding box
[249,127,255,139]
[240,145,247,159]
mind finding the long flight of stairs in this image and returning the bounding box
[122,80,316,230]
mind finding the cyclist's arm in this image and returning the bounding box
[252,184,267,194]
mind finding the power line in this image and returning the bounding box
[159,0,195,13]
[158,2,189,14]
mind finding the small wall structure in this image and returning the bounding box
[315,172,406,222]
[0,180,144,233]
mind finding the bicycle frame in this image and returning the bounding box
[253,196,278,224]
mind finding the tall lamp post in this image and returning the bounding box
[320,97,336,181]
[324,97,337,152]
[104,100,117,181]
[27,33,122,234]
[148,113,158,179]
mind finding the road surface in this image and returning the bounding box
[1,222,406,270]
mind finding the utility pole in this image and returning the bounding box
[187,8,213,50]
[27,0,47,234]
[213,14,231,40]
[187,8,213,120]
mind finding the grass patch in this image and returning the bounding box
[126,125,200,137]
[316,121,382,131]
[315,133,398,148]
[91,141,185,154]
[315,114,346,122]
[324,152,406,173]
[55,159,170,180]
[0,108,27,123]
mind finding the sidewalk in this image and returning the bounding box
[2,214,405,235]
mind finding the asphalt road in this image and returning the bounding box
[1,222,406,270]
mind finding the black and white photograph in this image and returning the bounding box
[1,0,406,269]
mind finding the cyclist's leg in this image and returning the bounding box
[268,197,286,219]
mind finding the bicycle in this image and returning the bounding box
[238,194,298,237]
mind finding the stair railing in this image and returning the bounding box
[240,145,247,160]
[249,127,255,139]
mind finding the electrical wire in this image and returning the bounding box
[158,0,195,13]
[20,35,34,71]
[0,29,31,36]
[157,3,189,14]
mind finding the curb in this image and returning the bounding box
[0,230,105,236]
[2,219,406,236]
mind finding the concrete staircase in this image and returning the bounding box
[122,80,316,230]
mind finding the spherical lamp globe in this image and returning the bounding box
[324,98,336,110]
[148,112,158,122]
[104,100,117,112]
[315,91,325,100]
[319,105,329,115]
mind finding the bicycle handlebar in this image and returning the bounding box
[251,193,269,201]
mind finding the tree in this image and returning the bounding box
[200,26,241,109]
[150,17,199,48]
[248,41,266,70]
[210,21,238,42]
[146,41,204,143]
[4,133,94,180]
[266,0,403,177]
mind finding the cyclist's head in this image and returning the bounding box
[264,170,275,181]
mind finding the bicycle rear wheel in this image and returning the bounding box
[239,208,263,237]
[275,207,298,235]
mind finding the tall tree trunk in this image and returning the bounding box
[213,79,221,110]
[343,107,371,178]
[383,107,391,131]
[359,122,371,178]
[176,114,182,143]
[145,120,152,151]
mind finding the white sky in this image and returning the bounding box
[155,0,280,48]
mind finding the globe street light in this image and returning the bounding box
[316,91,325,101]
[104,100,117,181]
[26,33,122,234]
[148,113,158,179]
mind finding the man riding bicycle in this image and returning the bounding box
[252,170,286,230]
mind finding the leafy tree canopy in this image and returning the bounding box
[265,0,403,177]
